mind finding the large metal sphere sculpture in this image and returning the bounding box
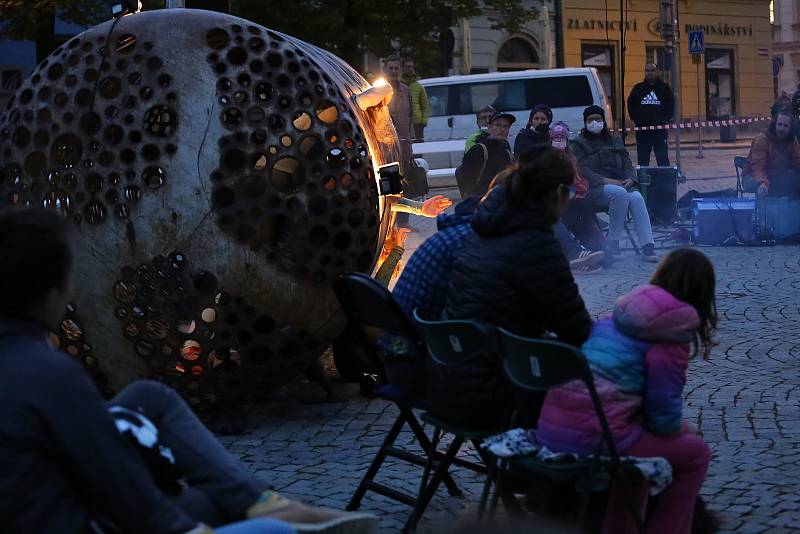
[0,9,402,408]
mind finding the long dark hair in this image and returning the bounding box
[508,145,575,206]
[650,248,717,358]
[767,111,793,140]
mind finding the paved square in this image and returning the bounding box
[222,173,800,532]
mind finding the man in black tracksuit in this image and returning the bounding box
[627,63,675,166]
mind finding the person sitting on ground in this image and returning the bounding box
[550,122,607,257]
[0,208,376,534]
[537,248,717,534]
[742,111,800,197]
[571,105,659,262]
[456,111,515,198]
[438,146,593,429]
[464,105,496,153]
[513,104,553,160]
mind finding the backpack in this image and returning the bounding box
[455,142,488,198]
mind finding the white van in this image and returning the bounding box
[414,67,612,172]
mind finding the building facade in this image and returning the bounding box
[449,1,557,74]
[561,0,773,127]
[772,0,800,97]
[363,0,556,78]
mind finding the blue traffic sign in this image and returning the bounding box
[688,30,704,55]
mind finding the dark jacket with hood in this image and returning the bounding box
[571,130,637,206]
[433,186,592,428]
[456,137,513,198]
[627,78,675,127]
[513,126,550,160]
[0,319,197,534]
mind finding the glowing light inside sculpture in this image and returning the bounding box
[0,10,404,409]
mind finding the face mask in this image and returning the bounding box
[552,139,567,150]
[586,121,604,134]
[534,123,549,133]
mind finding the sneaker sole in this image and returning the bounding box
[291,514,378,534]
[570,251,605,269]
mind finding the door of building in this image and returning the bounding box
[705,49,736,119]
[582,44,616,118]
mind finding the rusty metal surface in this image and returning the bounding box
[0,9,400,408]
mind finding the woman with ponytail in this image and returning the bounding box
[430,146,593,429]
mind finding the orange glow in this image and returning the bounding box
[373,77,387,87]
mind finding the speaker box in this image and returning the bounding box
[638,166,678,225]
[756,197,800,239]
[692,197,756,245]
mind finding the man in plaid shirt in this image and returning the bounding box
[393,196,479,319]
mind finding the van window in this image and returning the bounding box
[427,85,448,117]
[525,76,593,108]
[452,80,526,115]
[425,75,595,117]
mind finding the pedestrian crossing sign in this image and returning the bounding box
[688,30,704,55]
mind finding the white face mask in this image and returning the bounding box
[586,121,604,134]
[552,139,567,150]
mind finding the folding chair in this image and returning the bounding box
[595,206,641,254]
[488,330,645,533]
[734,156,747,197]
[404,310,507,532]
[332,273,464,511]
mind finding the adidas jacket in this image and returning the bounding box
[627,79,675,127]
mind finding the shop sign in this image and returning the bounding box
[566,18,639,31]
[684,23,753,38]
[569,17,753,39]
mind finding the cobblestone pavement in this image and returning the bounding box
[221,184,800,533]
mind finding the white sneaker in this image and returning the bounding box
[570,249,605,270]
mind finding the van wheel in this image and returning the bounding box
[332,324,375,382]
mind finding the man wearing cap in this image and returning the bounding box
[456,112,515,198]
[464,105,497,153]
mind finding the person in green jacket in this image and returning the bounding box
[402,58,429,142]
[464,105,496,153]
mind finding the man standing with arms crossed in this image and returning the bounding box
[627,63,675,166]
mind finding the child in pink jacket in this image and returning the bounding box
[537,248,718,534]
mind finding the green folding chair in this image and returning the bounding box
[491,329,645,533]
[405,310,509,532]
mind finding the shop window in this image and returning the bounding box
[497,37,540,72]
[705,49,736,119]
[582,44,616,117]
[645,46,673,87]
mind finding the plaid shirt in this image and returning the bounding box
[393,198,478,319]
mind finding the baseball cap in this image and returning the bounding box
[489,111,516,125]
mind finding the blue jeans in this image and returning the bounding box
[111,381,271,528]
[603,184,655,247]
[217,518,296,534]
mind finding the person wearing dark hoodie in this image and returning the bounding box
[0,208,377,534]
[571,105,659,262]
[435,146,593,429]
[513,104,553,160]
[393,195,480,320]
[456,111,515,198]
[627,63,675,166]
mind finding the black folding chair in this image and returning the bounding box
[734,156,748,197]
[332,273,464,511]
[489,329,645,533]
[404,310,506,532]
